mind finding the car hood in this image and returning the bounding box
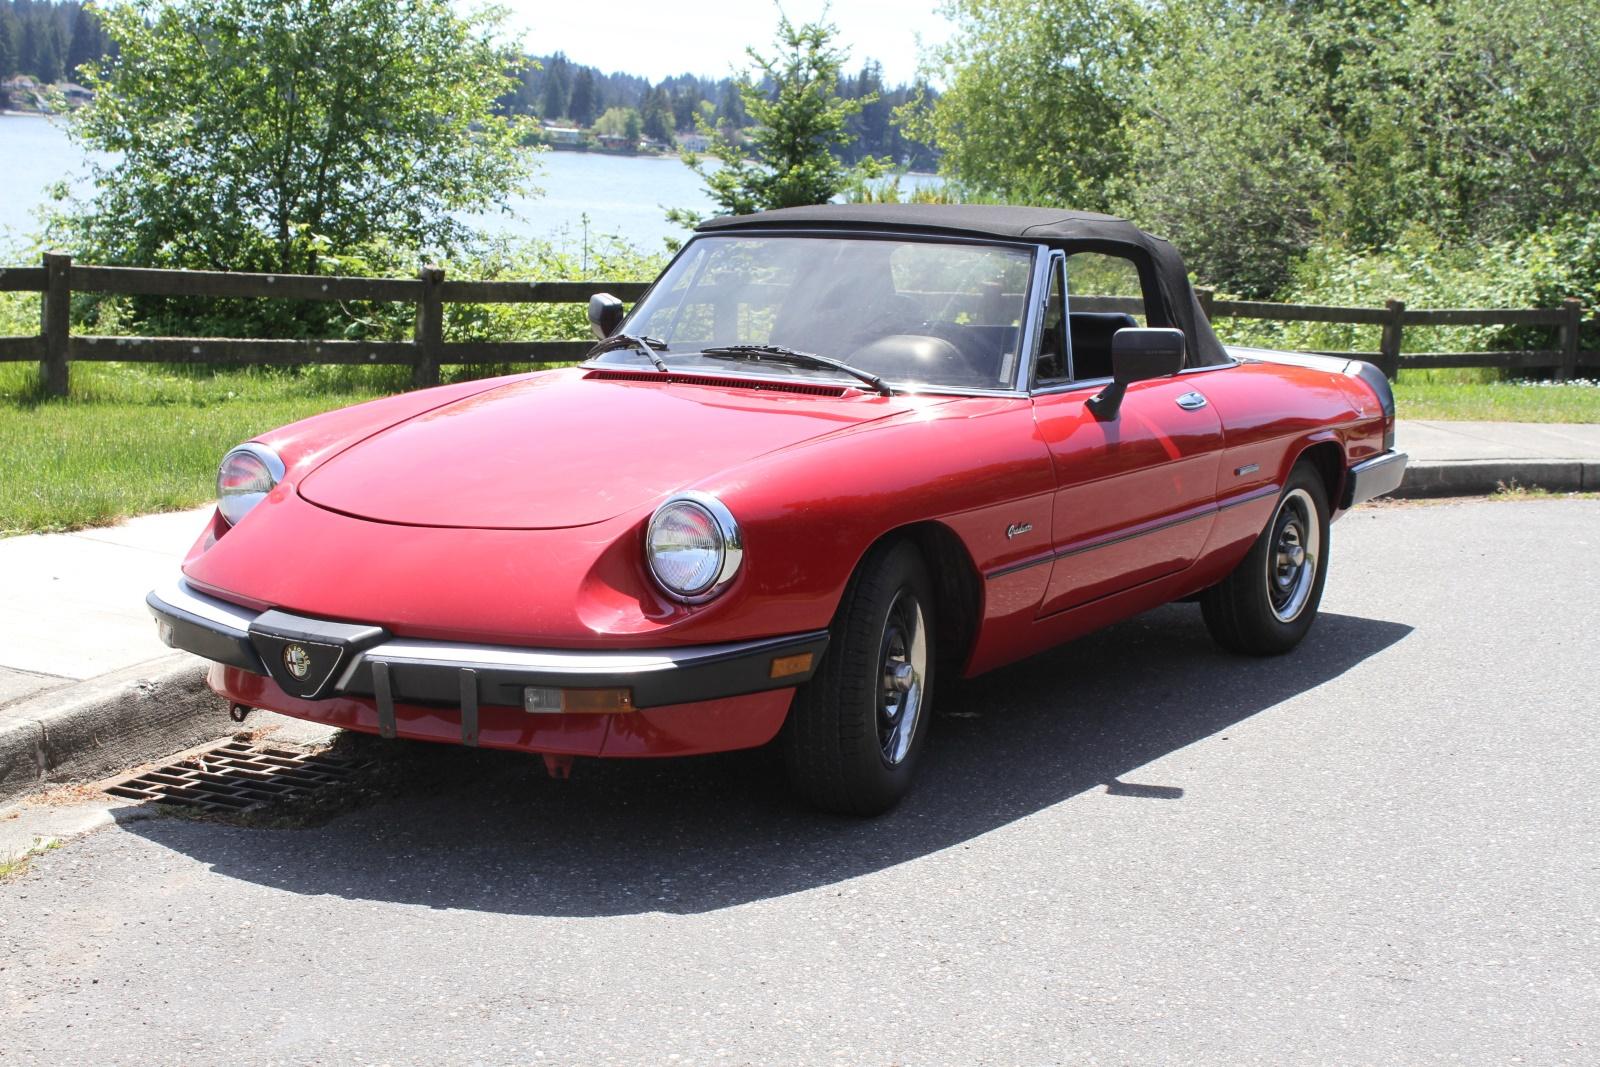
[296,369,937,529]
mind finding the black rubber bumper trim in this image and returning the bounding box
[146,582,828,711]
[1343,450,1409,508]
[146,590,264,674]
[342,631,831,710]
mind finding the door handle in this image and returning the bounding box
[1175,391,1208,410]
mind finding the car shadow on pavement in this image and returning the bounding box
[116,605,1411,916]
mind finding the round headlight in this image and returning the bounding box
[217,443,284,526]
[646,492,743,602]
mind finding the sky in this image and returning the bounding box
[485,0,954,86]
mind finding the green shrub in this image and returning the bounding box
[1209,221,1600,371]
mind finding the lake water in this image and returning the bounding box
[0,113,714,254]
[0,114,940,258]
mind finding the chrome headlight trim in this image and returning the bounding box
[645,491,744,603]
[216,442,285,527]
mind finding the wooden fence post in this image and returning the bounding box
[1557,298,1581,381]
[1195,285,1216,320]
[40,251,71,397]
[413,264,444,389]
[1379,298,1405,381]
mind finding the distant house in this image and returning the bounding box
[676,132,710,153]
[1,76,42,112]
[541,124,584,146]
[596,133,635,152]
[58,83,94,107]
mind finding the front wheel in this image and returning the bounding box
[783,541,935,816]
[1201,462,1331,655]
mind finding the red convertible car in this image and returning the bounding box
[148,205,1406,814]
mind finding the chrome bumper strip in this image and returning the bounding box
[150,578,256,636]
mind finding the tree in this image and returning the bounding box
[0,10,16,79]
[1120,0,1600,295]
[594,105,641,146]
[905,0,1145,210]
[541,51,569,120]
[1122,0,1337,297]
[671,84,698,132]
[908,0,1600,296]
[715,77,746,128]
[68,0,531,277]
[20,14,65,82]
[567,66,598,127]
[640,85,674,145]
[65,3,103,77]
[673,13,875,225]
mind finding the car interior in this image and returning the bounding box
[1067,312,1140,381]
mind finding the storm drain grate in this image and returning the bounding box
[106,739,366,813]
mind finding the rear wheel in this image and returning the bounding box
[783,541,935,816]
[1201,462,1330,655]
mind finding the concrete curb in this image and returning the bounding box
[0,654,229,805]
[1393,459,1600,498]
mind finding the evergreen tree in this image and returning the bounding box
[640,85,674,144]
[567,67,598,126]
[541,51,569,120]
[715,78,746,128]
[0,10,16,79]
[672,14,876,225]
[671,85,697,131]
[65,3,101,77]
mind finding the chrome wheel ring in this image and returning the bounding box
[1266,487,1321,623]
[877,590,928,766]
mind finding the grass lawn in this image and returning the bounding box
[0,363,401,536]
[2,362,1597,537]
[1393,375,1600,421]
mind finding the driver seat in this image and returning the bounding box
[1068,312,1139,380]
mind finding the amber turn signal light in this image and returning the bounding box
[769,652,814,680]
[523,687,634,714]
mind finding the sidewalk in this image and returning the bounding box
[1397,419,1600,496]
[0,508,210,706]
[0,508,232,801]
[1,420,1595,801]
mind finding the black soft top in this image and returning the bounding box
[697,204,1229,367]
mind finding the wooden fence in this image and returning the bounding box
[0,253,1594,397]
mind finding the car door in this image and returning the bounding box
[1030,249,1224,616]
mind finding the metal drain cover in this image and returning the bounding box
[106,738,365,813]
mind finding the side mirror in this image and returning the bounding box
[1087,327,1186,420]
[588,292,625,340]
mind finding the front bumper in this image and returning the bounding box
[147,578,828,729]
[1342,450,1409,508]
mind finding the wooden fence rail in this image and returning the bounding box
[0,253,1594,397]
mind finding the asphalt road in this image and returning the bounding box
[2,499,1597,1066]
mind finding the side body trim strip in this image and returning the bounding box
[983,483,1280,581]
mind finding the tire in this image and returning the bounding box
[1201,461,1331,656]
[783,540,936,816]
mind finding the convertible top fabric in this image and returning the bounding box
[697,204,1230,367]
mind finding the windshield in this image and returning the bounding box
[598,234,1036,391]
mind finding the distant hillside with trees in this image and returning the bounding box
[503,51,937,170]
[0,0,111,87]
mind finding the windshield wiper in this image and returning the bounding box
[589,332,669,372]
[699,344,892,396]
